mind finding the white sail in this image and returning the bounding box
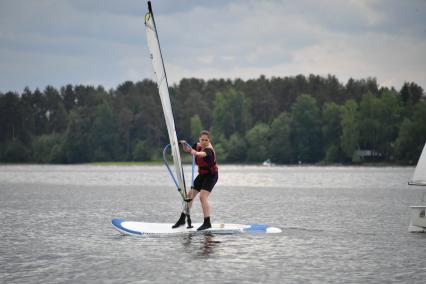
[145,2,187,196]
[409,142,426,186]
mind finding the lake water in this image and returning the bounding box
[0,165,425,283]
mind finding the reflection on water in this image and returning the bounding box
[182,234,221,258]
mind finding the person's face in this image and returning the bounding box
[199,134,210,147]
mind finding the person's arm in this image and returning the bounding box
[190,149,207,157]
[190,143,210,158]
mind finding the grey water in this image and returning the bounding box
[0,165,425,283]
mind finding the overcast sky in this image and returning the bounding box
[1,0,425,93]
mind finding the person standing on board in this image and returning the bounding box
[172,130,219,231]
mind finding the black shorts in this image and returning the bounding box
[192,173,218,192]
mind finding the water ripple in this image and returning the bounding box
[1,165,424,283]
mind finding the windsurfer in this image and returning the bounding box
[172,130,219,231]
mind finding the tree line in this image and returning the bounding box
[0,74,425,165]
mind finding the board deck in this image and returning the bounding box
[112,219,282,236]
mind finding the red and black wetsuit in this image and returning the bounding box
[192,143,219,192]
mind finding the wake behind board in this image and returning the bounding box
[112,219,282,236]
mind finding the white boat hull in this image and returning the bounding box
[408,206,426,232]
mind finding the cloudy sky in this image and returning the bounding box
[1,0,425,93]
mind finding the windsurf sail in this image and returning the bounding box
[145,1,188,200]
[409,142,426,186]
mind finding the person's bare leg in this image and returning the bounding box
[199,190,210,217]
[187,188,199,210]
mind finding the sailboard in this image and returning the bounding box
[111,1,281,236]
[112,219,282,236]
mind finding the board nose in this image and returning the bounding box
[112,219,124,227]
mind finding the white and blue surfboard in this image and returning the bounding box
[112,219,282,236]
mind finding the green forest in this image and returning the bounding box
[0,74,425,165]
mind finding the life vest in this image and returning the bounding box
[195,143,218,175]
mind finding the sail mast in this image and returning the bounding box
[145,1,187,198]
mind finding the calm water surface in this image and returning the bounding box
[0,165,425,283]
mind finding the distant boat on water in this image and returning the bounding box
[408,142,426,232]
[262,159,274,167]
